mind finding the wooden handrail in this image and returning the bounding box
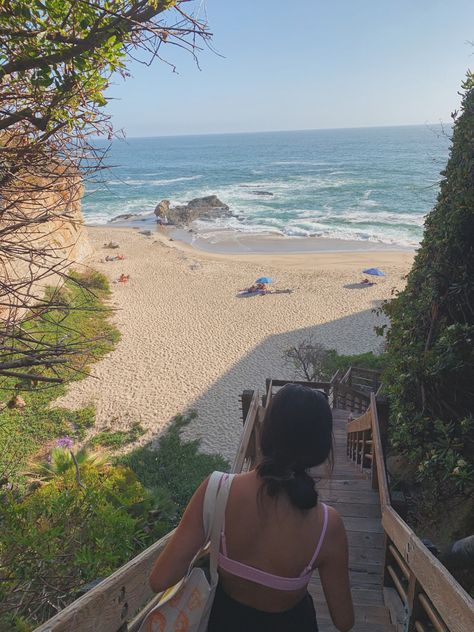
[37,368,473,632]
[346,393,474,632]
[269,378,332,393]
[35,531,174,632]
[232,389,261,473]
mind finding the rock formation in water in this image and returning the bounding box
[154,195,230,225]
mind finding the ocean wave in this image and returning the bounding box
[192,213,421,248]
[106,175,203,186]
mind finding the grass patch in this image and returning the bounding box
[90,422,145,449]
[0,272,120,483]
[120,411,229,525]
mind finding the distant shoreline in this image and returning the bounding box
[57,226,413,459]
[90,218,416,256]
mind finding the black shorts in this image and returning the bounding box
[208,583,318,632]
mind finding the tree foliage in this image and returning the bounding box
[0,1,210,383]
[381,73,474,503]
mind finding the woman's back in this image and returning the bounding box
[149,384,354,631]
[218,470,329,612]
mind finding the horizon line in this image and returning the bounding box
[96,121,451,142]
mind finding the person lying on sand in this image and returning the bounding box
[118,274,130,283]
[360,278,375,286]
[243,282,268,294]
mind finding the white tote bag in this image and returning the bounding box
[139,471,234,632]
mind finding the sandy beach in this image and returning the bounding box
[56,227,414,460]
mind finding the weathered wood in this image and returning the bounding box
[35,531,174,632]
[231,390,260,473]
[370,393,390,507]
[38,370,471,632]
[387,565,407,602]
[382,507,474,632]
[240,389,254,425]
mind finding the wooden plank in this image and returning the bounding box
[347,409,373,433]
[370,393,390,507]
[382,507,474,632]
[35,532,174,632]
[329,501,381,518]
[231,390,260,472]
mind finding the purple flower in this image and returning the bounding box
[56,436,74,449]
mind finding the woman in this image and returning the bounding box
[149,384,354,632]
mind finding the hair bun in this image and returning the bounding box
[286,470,318,510]
[258,458,318,510]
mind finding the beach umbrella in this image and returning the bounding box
[255,276,274,284]
[362,268,385,277]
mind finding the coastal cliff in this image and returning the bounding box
[0,171,92,310]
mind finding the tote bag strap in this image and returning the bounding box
[180,471,232,582]
[202,471,225,540]
[208,473,235,584]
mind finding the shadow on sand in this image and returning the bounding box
[123,308,385,464]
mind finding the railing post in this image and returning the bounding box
[371,437,379,490]
[360,431,366,472]
[376,395,389,454]
[241,389,254,425]
[406,572,424,632]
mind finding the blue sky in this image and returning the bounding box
[106,0,474,136]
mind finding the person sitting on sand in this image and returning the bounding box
[149,384,354,632]
[242,283,267,294]
[118,273,130,283]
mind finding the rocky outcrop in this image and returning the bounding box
[154,195,231,225]
[0,171,92,316]
[110,212,149,223]
[154,199,170,219]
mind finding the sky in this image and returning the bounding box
[106,0,474,137]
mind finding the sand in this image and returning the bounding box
[55,227,414,460]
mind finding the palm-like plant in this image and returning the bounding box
[27,445,109,485]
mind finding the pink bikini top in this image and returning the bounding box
[218,501,329,591]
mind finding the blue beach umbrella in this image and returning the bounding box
[362,268,385,277]
[255,276,274,284]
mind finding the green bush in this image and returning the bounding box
[0,271,119,484]
[284,337,386,382]
[381,75,474,522]
[121,411,229,523]
[71,269,110,291]
[0,452,159,628]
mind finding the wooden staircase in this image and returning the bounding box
[36,372,474,632]
[309,407,396,631]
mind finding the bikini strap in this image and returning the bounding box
[220,505,229,556]
[301,502,329,575]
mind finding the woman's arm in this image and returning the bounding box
[149,476,210,593]
[317,507,354,632]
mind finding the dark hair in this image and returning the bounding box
[256,383,333,511]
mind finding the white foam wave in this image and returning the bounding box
[106,175,203,186]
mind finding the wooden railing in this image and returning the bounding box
[340,365,382,394]
[37,371,473,632]
[36,388,271,632]
[346,394,474,632]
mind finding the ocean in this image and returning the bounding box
[83,125,451,248]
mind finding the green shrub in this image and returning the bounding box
[121,411,229,523]
[284,337,386,382]
[71,269,110,291]
[381,75,474,523]
[0,272,119,483]
[0,451,160,628]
